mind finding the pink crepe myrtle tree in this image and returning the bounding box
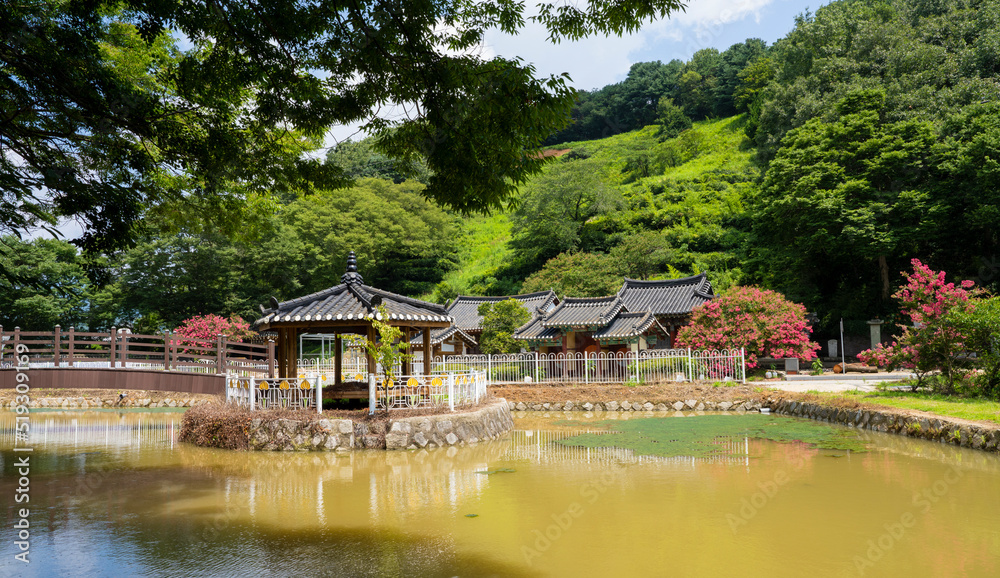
[675,286,820,370]
[857,259,979,391]
[174,314,254,355]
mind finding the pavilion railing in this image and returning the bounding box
[432,349,746,385]
[225,376,322,412]
[368,371,488,413]
[1,326,275,377]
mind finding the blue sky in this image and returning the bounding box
[483,0,821,91]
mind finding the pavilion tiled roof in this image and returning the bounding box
[592,311,667,340]
[409,326,478,347]
[446,291,558,332]
[616,273,714,318]
[541,295,625,328]
[255,252,451,326]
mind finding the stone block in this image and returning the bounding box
[672,401,685,411]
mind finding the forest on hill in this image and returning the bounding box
[3,0,998,340]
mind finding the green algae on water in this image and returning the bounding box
[555,414,868,458]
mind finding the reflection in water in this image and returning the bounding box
[1,410,999,577]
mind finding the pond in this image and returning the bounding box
[2,409,999,577]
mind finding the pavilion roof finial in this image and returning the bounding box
[341,251,364,285]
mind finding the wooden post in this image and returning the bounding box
[216,334,225,375]
[13,326,20,366]
[166,332,174,371]
[402,327,411,376]
[108,327,115,369]
[276,329,287,378]
[422,327,431,377]
[288,329,298,378]
[334,334,343,385]
[267,339,276,378]
[67,326,75,367]
[366,325,377,375]
[53,325,62,367]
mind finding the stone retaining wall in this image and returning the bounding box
[768,398,1000,453]
[5,395,210,410]
[244,399,513,452]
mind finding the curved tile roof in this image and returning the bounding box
[255,252,451,327]
[541,295,625,328]
[446,291,558,332]
[409,326,478,347]
[617,273,714,317]
[592,311,667,339]
[512,316,562,342]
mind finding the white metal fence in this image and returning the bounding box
[226,376,322,412]
[295,348,745,386]
[432,348,746,384]
[367,371,487,412]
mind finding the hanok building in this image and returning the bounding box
[412,291,559,355]
[254,252,452,384]
[511,273,714,355]
[616,273,715,346]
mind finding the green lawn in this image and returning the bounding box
[819,389,1000,425]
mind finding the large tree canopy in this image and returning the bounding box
[1,0,686,261]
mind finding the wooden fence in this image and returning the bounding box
[0,325,275,377]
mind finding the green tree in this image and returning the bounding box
[750,89,942,323]
[2,0,686,261]
[609,232,675,280]
[520,252,622,297]
[326,138,430,185]
[654,97,693,141]
[950,296,1000,398]
[510,159,624,268]
[364,306,412,382]
[0,237,92,330]
[478,299,531,354]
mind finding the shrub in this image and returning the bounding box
[675,286,819,369]
[175,313,254,353]
[858,260,980,391]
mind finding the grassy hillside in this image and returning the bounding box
[434,115,757,299]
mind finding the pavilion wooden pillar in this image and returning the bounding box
[402,327,411,376]
[334,334,343,385]
[422,327,431,376]
[366,324,377,374]
[277,327,299,379]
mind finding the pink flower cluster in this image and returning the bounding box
[857,259,978,375]
[174,314,254,352]
[675,286,820,369]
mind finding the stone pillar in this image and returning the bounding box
[867,319,883,349]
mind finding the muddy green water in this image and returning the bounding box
[2,410,999,577]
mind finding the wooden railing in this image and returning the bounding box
[0,325,275,377]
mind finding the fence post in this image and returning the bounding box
[107,327,115,369]
[53,325,62,367]
[534,352,540,383]
[165,332,173,371]
[741,347,746,383]
[250,377,256,411]
[686,348,693,382]
[634,349,639,383]
[368,373,376,415]
[0,324,4,365]
[267,339,276,378]
[584,352,589,384]
[448,374,455,412]
[315,376,322,414]
[216,334,225,374]
[67,326,75,367]
[13,327,21,366]
[487,354,492,382]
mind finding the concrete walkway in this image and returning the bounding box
[768,372,914,393]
